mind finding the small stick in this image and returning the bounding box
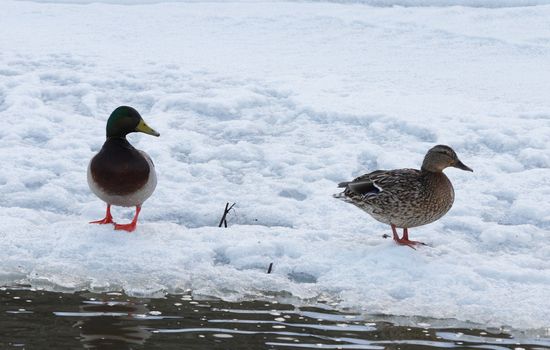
[218,203,228,228]
[267,262,273,274]
[218,202,236,228]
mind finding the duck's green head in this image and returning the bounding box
[422,145,473,173]
[106,106,160,138]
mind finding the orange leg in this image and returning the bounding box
[114,206,141,232]
[391,224,426,249]
[90,204,114,225]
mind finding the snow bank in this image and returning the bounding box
[19,0,550,8]
[317,0,550,7]
[1,0,549,330]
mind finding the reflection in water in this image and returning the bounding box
[73,298,153,349]
[1,287,549,350]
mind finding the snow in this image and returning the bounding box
[19,0,550,7]
[1,0,550,331]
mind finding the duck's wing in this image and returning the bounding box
[338,169,420,198]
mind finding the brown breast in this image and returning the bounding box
[420,171,455,220]
[90,138,150,196]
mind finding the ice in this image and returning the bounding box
[1,0,550,330]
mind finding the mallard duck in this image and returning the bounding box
[335,145,472,248]
[87,106,160,232]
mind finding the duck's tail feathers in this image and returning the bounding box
[334,181,351,199]
[333,188,349,200]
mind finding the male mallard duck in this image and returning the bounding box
[335,145,472,248]
[87,106,160,232]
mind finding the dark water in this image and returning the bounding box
[1,287,548,350]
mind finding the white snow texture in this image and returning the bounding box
[1,0,549,331]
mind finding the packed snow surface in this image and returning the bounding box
[1,0,550,330]
[20,0,550,7]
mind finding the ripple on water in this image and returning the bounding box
[0,288,548,350]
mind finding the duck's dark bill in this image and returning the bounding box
[454,160,473,172]
[136,119,160,137]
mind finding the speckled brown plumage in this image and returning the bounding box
[335,145,473,247]
[337,168,454,228]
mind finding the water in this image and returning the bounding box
[1,287,548,349]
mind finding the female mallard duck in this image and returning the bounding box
[335,145,472,248]
[88,106,160,232]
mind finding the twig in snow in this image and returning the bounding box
[218,202,236,228]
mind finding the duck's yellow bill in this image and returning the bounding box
[136,119,160,137]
